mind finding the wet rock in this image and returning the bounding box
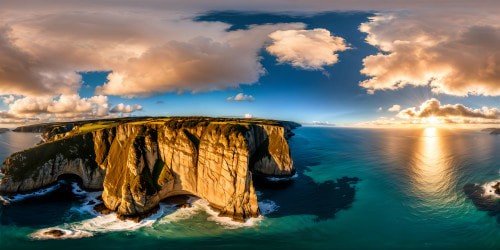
[464,183,500,220]
[43,229,65,238]
[94,203,112,215]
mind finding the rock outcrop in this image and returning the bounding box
[0,118,298,222]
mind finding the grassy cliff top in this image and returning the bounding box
[14,116,301,141]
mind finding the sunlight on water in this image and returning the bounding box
[409,128,458,214]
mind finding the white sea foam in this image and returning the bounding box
[31,228,94,240]
[482,180,500,198]
[201,200,264,229]
[266,173,298,182]
[31,186,279,239]
[1,184,60,203]
[31,197,166,240]
[159,197,201,224]
[0,195,10,205]
[259,200,279,215]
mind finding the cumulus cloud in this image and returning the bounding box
[226,93,255,102]
[110,103,143,113]
[1,95,16,105]
[266,29,349,70]
[359,12,500,96]
[0,7,305,97]
[5,94,117,121]
[244,114,253,118]
[0,26,82,96]
[0,110,39,124]
[388,105,401,112]
[397,98,500,120]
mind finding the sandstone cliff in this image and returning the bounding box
[0,118,298,222]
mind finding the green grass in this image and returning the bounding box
[78,121,119,134]
[6,133,98,181]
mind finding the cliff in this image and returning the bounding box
[0,117,298,222]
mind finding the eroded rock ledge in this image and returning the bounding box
[0,117,300,221]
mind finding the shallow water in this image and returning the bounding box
[1,128,500,249]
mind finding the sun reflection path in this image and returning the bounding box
[409,127,457,214]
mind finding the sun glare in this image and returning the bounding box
[426,116,439,125]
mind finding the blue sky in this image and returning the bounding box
[1,1,499,126]
[75,11,500,124]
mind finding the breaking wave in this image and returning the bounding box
[0,184,60,204]
[266,173,298,182]
[481,180,500,198]
[30,183,280,239]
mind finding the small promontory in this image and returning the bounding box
[0,117,300,222]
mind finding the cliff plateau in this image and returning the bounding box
[0,118,299,222]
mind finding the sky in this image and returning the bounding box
[0,0,499,127]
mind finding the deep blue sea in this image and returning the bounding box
[1,127,500,249]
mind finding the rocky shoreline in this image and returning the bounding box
[0,117,300,222]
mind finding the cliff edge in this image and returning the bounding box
[0,117,299,222]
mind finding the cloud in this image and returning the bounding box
[1,95,16,105]
[0,26,82,97]
[359,12,500,96]
[266,29,349,70]
[110,103,143,113]
[388,105,401,112]
[0,7,305,97]
[2,0,495,14]
[0,110,39,124]
[244,113,253,118]
[1,1,495,99]
[226,93,255,102]
[5,94,116,121]
[356,99,500,127]
[96,23,304,97]
[397,98,500,120]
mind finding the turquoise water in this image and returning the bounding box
[1,127,500,249]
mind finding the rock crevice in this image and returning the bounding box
[0,118,298,221]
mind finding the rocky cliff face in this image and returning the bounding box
[0,118,297,221]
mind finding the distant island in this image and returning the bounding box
[481,128,500,135]
[0,128,10,134]
[0,117,300,223]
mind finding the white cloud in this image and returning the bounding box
[388,105,401,112]
[0,8,305,97]
[1,95,16,105]
[110,103,143,113]
[244,113,253,118]
[226,93,255,102]
[6,94,116,120]
[266,28,349,70]
[397,98,500,120]
[359,12,500,96]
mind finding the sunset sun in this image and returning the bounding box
[427,116,439,125]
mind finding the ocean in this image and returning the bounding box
[1,127,500,249]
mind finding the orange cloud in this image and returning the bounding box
[397,98,500,120]
[359,12,500,96]
[266,28,349,70]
